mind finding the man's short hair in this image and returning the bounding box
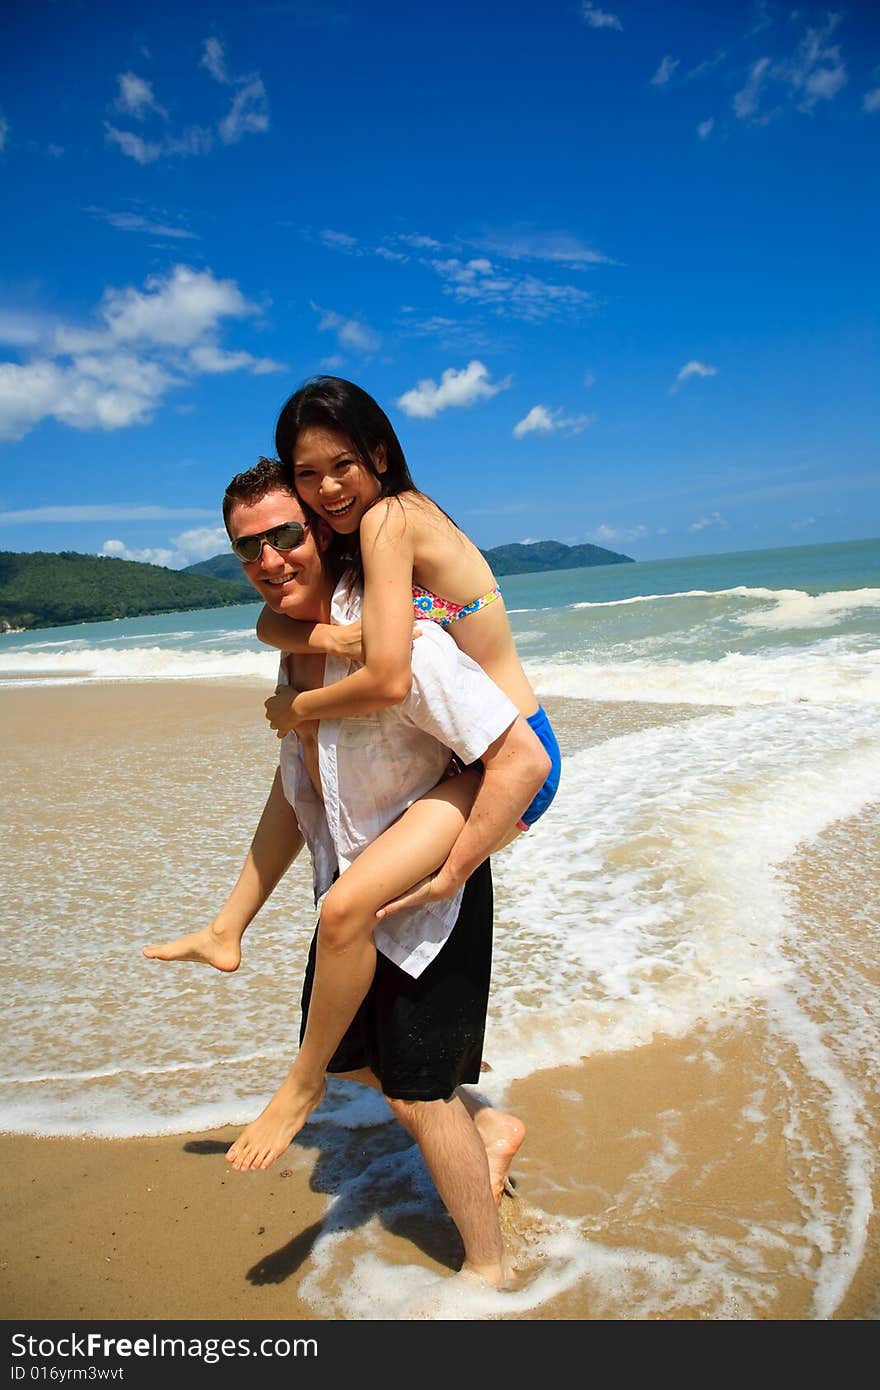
[222,457,298,535]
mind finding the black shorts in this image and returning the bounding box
[299,859,493,1102]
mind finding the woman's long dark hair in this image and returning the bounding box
[275,376,419,579]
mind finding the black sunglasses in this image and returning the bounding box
[230,520,309,563]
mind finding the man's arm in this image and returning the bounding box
[257,604,365,661]
[376,715,550,920]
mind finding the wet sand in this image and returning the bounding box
[1,682,877,1320]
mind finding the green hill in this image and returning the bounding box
[184,552,252,584]
[0,536,634,632]
[0,551,256,631]
[480,539,632,575]
[184,537,634,583]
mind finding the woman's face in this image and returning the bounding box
[291,426,385,534]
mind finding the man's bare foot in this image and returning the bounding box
[226,1073,326,1172]
[459,1255,519,1289]
[142,924,241,973]
[472,1109,526,1204]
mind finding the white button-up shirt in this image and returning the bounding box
[278,578,518,977]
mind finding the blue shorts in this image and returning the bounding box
[517,705,561,830]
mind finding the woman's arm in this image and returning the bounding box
[256,604,363,659]
[265,503,418,734]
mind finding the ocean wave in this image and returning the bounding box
[527,647,880,705]
[0,644,277,684]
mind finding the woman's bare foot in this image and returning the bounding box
[142,923,242,973]
[226,1073,326,1172]
[472,1109,526,1204]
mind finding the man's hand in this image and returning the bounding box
[325,620,364,661]
[265,686,303,738]
[375,866,460,921]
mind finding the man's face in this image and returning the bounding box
[227,488,327,617]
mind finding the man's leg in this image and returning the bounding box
[227,773,480,1172]
[387,1092,511,1284]
[334,1069,517,1283]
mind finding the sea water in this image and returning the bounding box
[2,536,879,1319]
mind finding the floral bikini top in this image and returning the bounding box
[412,584,502,627]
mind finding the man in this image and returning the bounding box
[145,458,549,1286]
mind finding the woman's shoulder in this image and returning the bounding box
[361,491,440,540]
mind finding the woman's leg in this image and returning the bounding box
[226,769,481,1172]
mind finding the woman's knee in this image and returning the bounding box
[318,876,370,950]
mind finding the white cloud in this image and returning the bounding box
[108,39,268,163]
[398,233,444,250]
[163,126,215,158]
[397,361,511,419]
[87,207,198,240]
[219,79,269,144]
[101,524,229,569]
[734,15,847,124]
[55,265,256,352]
[584,370,596,388]
[512,405,555,437]
[0,310,50,347]
[734,56,773,120]
[670,360,718,393]
[651,56,680,86]
[313,304,381,355]
[864,89,880,114]
[512,405,594,438]
[172,525,229,561]
[316,226,613,315]
[588,523,647,544]
[791,516,816,531]
[581,2,622,31]
[105,124,162,164]
[100,539,176,566]
[0,266,277,441]
[200,37,230,84]
[431,257,592,321]
[321,229,360,252]
[0,354,177,440]
[788,17,847,112]
[188,344,284,375]
[0,114,8,151]
[697,117,715,140]
[115,72,167,121]
[0,505,215,525]
[473,229,614,267]
[0,361,68,441]
[688,512,726,532]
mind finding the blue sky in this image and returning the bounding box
[1,0,878,567]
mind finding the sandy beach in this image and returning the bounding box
[2,682,878,1321]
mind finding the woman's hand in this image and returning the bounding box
[264,687,304,738]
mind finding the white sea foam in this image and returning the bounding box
[734,587,880,631]
[486,702,880,1088]
[570,585,783,610]
[0,644,276,684]
[527,647,880,705]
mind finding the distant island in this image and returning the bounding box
[186,537,634,584]
[0,539,633,631]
